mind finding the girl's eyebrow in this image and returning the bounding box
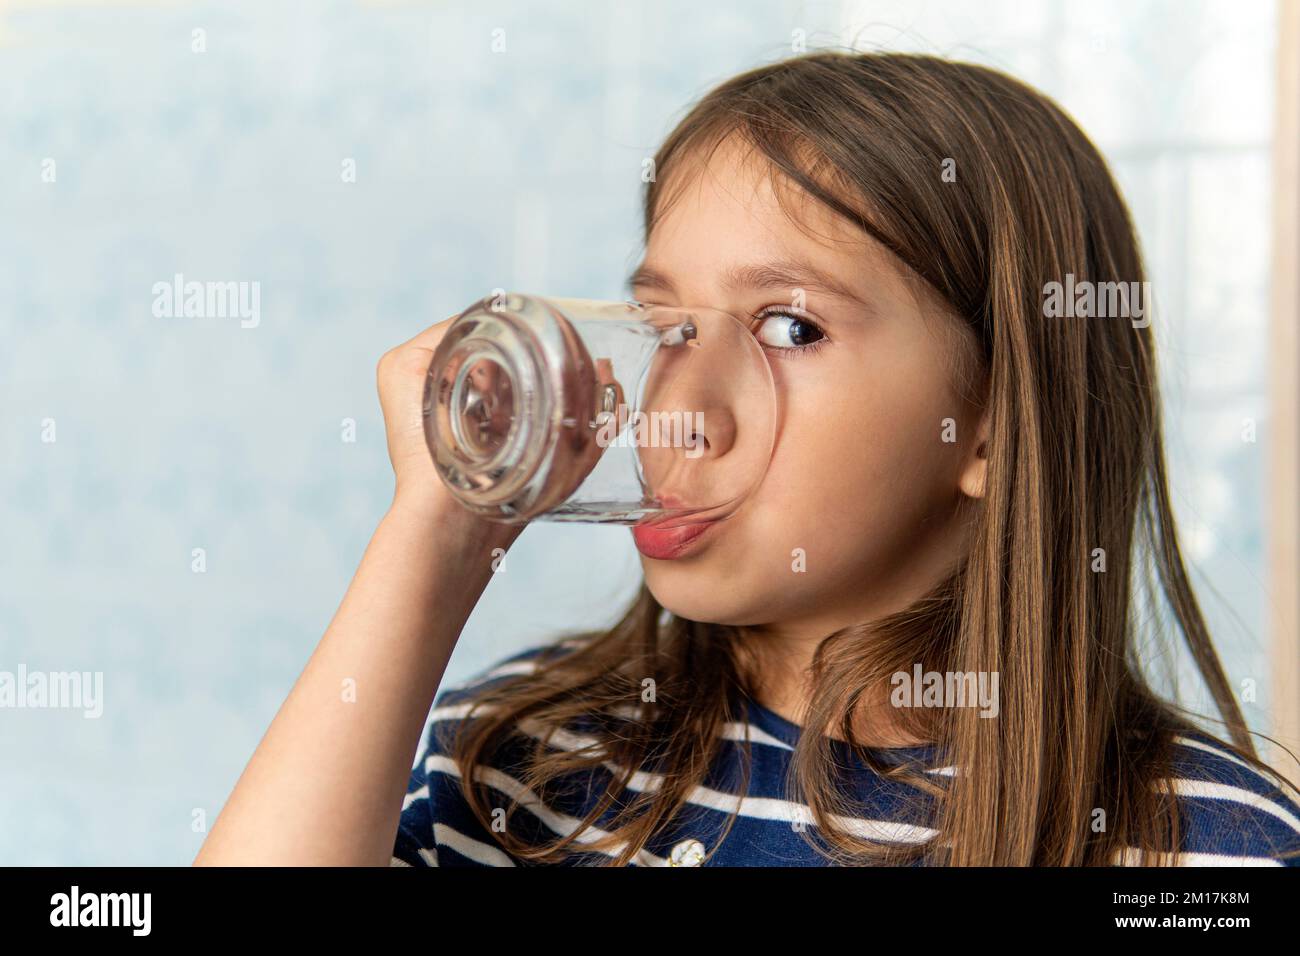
[627,259,868,307]
[626,264,675,296]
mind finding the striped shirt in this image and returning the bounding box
[392,641,1300,867]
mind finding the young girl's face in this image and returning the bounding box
[631,138,987,637]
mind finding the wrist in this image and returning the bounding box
[386,485,523,553]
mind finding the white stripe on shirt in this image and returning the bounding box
[1112,846,1283,867]
[425,754,670,866]
[434,823,510,867]
[1157,777,1300,838]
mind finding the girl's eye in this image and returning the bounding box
[753,310,827,352]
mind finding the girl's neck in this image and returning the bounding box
[748,632,931,749]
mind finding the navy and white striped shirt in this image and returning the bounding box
[392,640,1300,867]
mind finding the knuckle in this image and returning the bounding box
[377,344,432,386]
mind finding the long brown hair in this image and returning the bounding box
[444,50,1295,865]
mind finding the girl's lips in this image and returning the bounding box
[631,518,719,560]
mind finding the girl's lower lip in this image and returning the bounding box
[631,519,719,560]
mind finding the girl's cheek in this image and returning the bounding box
[757,339,953,497]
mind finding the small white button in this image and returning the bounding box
[669,838,706,866]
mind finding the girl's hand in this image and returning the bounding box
[376,318,524,550]
[376,318,458,512]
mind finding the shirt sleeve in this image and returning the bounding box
[1164,734,1300,866]
[392,717,440,867]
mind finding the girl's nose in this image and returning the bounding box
[637,348,747,506]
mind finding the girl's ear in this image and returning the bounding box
[958,409,991,500]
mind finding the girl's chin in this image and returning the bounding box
[642,572,769,629]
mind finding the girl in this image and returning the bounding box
[196,51,1300,867]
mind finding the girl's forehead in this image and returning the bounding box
[649,134,870,253]
[646,175,879,286]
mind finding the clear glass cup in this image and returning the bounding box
[423,292,776,527]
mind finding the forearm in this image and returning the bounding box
[194,496,516,866]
